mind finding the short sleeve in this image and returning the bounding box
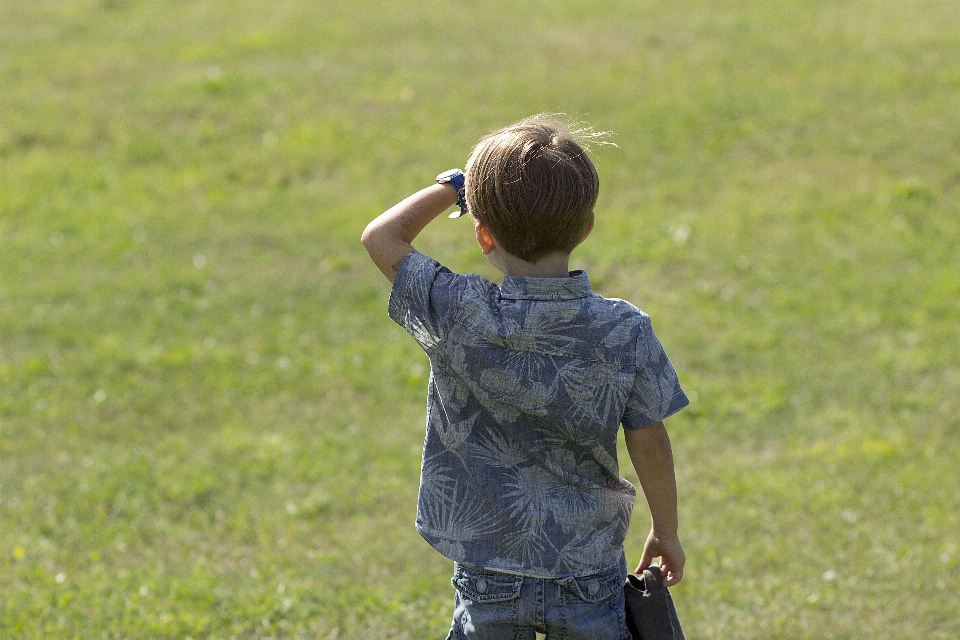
[387,250,464,353]
[621,315,689,430]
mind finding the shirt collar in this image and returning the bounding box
[499,270,592,301]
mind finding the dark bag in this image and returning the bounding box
[623,566,685,640]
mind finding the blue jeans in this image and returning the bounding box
[445,562,630,640]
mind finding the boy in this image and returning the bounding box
[361,115,688,640]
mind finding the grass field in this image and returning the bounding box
[2,0,959,638]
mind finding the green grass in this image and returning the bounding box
[2,0,959,637]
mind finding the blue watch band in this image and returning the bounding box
[436,168,469,218]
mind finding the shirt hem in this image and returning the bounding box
[417,523,626,579]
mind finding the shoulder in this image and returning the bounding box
[586,293,652,329]
[556,293,650,361]
[596,293,648,317]
[389,250,498,319]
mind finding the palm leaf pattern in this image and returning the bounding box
[390,252,687,576]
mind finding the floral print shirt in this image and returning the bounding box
[389,251,688,577]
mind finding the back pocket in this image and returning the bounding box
[452,567,523,604]
[559,568,622,604]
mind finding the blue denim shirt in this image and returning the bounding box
[389,251,688,577]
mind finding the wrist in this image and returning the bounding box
[650,527,679,542]
[435,168,468,218]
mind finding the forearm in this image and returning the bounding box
[625,421,685,583]
[361,183,459,281]
[625,421,679,539]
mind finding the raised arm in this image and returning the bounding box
[361,183,459,282]
[624,420,685,586]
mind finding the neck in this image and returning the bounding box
[491,250,571,278]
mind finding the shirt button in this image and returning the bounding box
[587,580,600,597]
[476,578,488,594]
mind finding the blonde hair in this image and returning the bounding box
[464,114,608,263]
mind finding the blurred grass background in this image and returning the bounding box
[2,0,959,637]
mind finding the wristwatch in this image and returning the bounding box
[436,168,469,218]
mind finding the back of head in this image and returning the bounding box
[465,115,601,264]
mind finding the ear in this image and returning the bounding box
[581,212,595,243]
[474,218,496,255]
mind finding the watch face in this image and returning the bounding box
[436,168,462,182]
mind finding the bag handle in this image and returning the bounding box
[642,565,665,594]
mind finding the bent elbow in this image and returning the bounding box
[360,221,379,251]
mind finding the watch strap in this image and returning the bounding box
[436,169,469,218]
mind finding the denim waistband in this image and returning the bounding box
[454,558,625,582]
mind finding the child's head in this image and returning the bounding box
[465,115,602,264]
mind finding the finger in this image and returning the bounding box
[636,549,655,573]
[662,566,683,587]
